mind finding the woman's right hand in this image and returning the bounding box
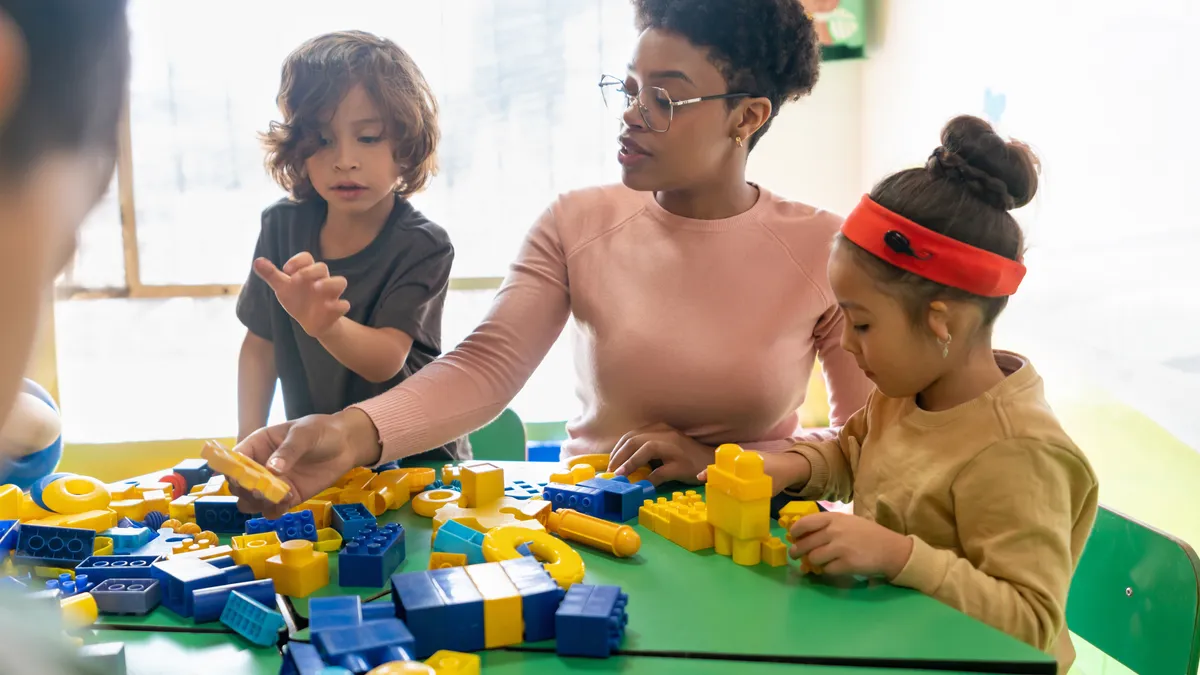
[229,408,382,519]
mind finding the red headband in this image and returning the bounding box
[840,195,1026,297]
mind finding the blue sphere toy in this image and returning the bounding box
[0,379,64,489]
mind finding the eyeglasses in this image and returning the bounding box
[598,74,750,133]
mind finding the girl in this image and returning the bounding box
[236,31,466,461]
[754,116,1098,671]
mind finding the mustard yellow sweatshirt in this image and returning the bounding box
[788,352,1098,667]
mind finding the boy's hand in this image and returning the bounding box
[788,512,913,579]
[698,450,812,495]
[608,423,713,486]
[254,252,350,338]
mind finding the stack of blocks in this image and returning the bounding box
[638,490,714,552]
[543,476,654,523]
[703,444,787,567]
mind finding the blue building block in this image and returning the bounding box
[280,642,326,675]
[542,483,606,518]
[118,511,168,532]
[102,526,154,555]
[91,578,162,615]
[362,600,394,623]
[330,503,375,541]
[207,556,236,569]
[192,578,276,624]
[129,528,194,558]
[172,458,213,492]
[195,496,260,534]
[0,519,17,555]
[13,524,94,568]
[221,590,285,647]
[78,643,126,675]
[309,596,364,633]
[390,567,484,658]
[504,479,543,500]
[339,523,405,588]
[577,477,654,522]
[431,520,485,565]
[75,555,160,584]
[244,509,317,542]
[314,617,414,672]
[150,558,254,617]
[555,584,629,658]
[501,556,563,643]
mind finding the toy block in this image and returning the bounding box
[60,589,99,626]
[543,483,605,518]
[338,467,376,489]
[192,475,229,496]
[195,496,260,534]
[173,458,213,492]
[30,508,118,533]
[75,555,160,584]
[14,524,95,568]
[130,528,196,558]
[431,496,550,537]
[140,490,169,518]
[280,642,325,675]
[264,539,328,597]
[0,518,17,555]
[0,484,20,520]
[464,561,523,648]
[412,488,463,518]
[171,543,235,563]
[92,536,113,556]
[377,466,435,493]
[429,552,467,569]
[363,600,395,623]
[339,523,405,588]
[577,477,655,522]
[425,650,481,675]
[365,471,412,510]
[481,525,585,590]
[37,474,111,514]
[142,511,169,531]
[310,595,364,632]
[706,443,772,501]
[548,464,595,486]
[640,491,713,552]
[432,520,486,565]
[78,642,126,675]
[46,571,91,596]
[314,487,345,503]
[171,530,218,555]
[108,499,148,522]
[331,503,376,541]
[102,526,153,554]
[761,537,788,567]
[314,617,416,672]
[440,464,461,483]
[192,578,276,623]
[290,499,332,529]
[150,558,253,616]
[91,578,161,615]
[314,527,342,553]
[778,500,821,539]
[222,590,285,647]
[169,495,197,523]
[504,479,543,500]
[158,472,188,500]
[19,492,54,521]
[245,510,317,542]
[391,566,485,657]
[546,508,641,558]
[337,488,388,516]
[500,556,563,642]
[459,462,504,508]
[201,440,290,504]
[555,584,629,658]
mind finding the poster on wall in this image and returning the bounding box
[811,0,865,61]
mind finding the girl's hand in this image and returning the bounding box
[254,252,350,339]
[608,423,714,486]
[788,511,913,579]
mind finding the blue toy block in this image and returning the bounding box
[78,642,126,675]
[207,556,236,569]
[542,483,606,518]
[150,558,253,617]
[330,503,375,541]
[309,596,364,633]
[195,496,260,534]
[192,579,276,624]
[390,567,484,658]
[577,477,654,522]
[129,528,194,558]
[102,526,154,554]
[431,520,485,565]
[221,590,285,647]
[173,458,213,492]
[314,617,415,672]
[91,578,162,615]
[555,584,629,658]
[362,600,394,623]
[0,519,17,555]
[13,524,94,568]
[46,571,92,596]
[75,555,160,584]
[244,509,317,542]
[339,523,405,588]
[501,556,563,643]
[280,642,326,675]
[504,479,543,500]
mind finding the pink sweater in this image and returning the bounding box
[356,184,874,461]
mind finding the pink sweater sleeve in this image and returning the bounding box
[812,302,873,426]
[353,205,571,461]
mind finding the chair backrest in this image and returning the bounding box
[1067,505,1200,675]
[467,408,527,461]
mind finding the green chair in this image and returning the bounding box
[467,408,527,461]
[1067,505,1200,675]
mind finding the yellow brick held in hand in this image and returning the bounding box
[464,562,523,648]
[201,440,290,504]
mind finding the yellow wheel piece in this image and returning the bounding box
[42,475,110,514]
[482,525,585,589]
[412,489,462,518]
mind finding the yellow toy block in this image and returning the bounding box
[441,464,460,483]
[265,540,329,597]
[41,475,110,514]
[464,562,523,648]
[109,499,148,522]
[366,472,411,511]
[314,528,342,553]
[338,488,387,516]
[231,531,282,578]
[639,491,713,552]
[778,500,821,541]
[761,537,788,567]
[425,650,481,675]
[566,454,609,471]
[428,552,468,570]
[337,467,375,489]
[93,537,113,556]
[704,444,776,566]
[430,497,550,536]
[140,489,169,517]
[170,495,197,523]
[314,487,345,503]
[412,489,464,518]
[366,662,436,675]
[171,531,218,555]
[706,444,772,501]
[548,464,595,486]
[290,499,333,529]
[29,509,118,533]
[460,462,504,508]
[107,483,137,500]
[132,481,173,498]
[482,525,585,590]
[201,440,290,504]
[60,592,97,628]
[545,508,640,558]
[20,493,54,522]
[374,467,434,494]
[191,475,230,496]
[0,484,20,520]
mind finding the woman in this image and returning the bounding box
[232,0,873,517]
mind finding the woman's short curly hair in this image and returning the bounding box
[261,31,439,200]
[633,0,820,150]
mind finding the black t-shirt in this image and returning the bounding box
[236,195,469,461]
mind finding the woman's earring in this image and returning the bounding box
[939,333,953,359]
[734,136,744,148]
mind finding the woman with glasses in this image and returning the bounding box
[230,0,874,516]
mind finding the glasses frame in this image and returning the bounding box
[598,74,751,133]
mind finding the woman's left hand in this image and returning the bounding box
[788,511,913,579]
[608,423,715,486]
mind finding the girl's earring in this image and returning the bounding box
[734,135,744,148]
[939,333,953,359]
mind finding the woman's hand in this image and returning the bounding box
[788,511,913,579]
[229,408,382,519]
[608,423,715,486]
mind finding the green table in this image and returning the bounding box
[96,460,1056,674]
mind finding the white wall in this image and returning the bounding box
[859,0,1200,449]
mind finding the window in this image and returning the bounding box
[56,0,635,442]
